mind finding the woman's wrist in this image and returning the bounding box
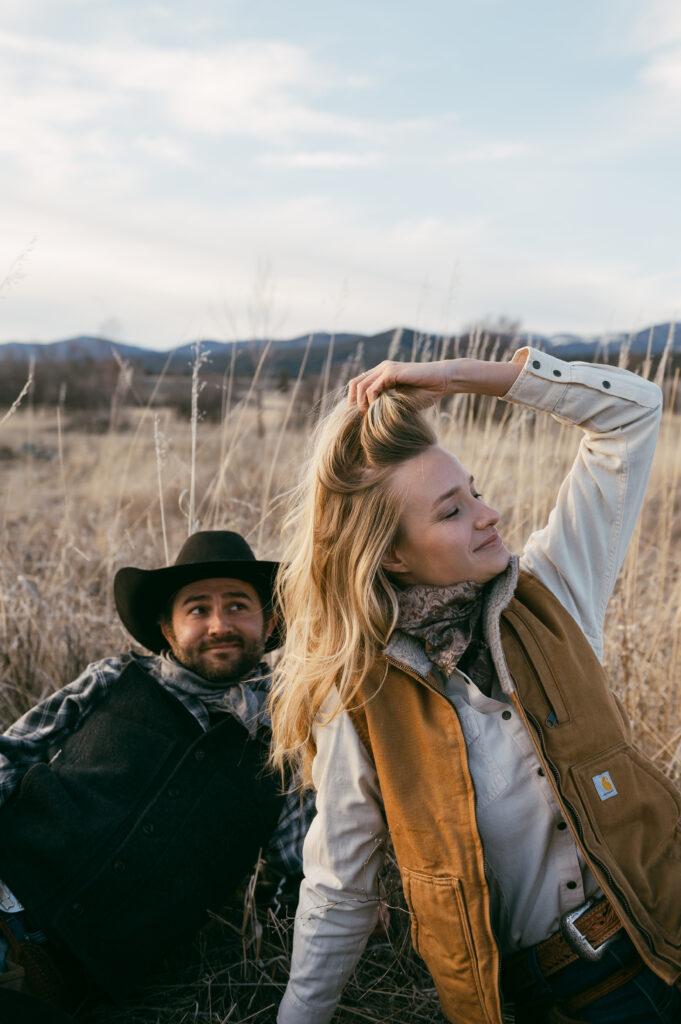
[446,357,524,398]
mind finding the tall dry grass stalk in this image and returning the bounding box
[0,340,679,1022]
[0,360,34,428]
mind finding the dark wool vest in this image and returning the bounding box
[0,662,284,998]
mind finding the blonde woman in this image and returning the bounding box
[271,346,681,1024]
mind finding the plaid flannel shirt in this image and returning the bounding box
[0,652,313,877]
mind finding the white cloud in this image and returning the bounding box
[607,2,681,115]
[446,142,531,165]
[621,0,681,54]
[135,135,193,165]
[640,45,681,97]
[258,150,381,168]
[1,182,678,349]
[0,29,373,143]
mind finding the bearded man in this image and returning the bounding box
[0,531,313,1020]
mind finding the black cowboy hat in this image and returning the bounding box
[113,531,282,654]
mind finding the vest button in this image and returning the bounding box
[113,860,126,873]
[557,821,567,831]
[142,822,155,835]
[168,786,181,799]
[501,710,512,721]
[537,767,545,777]
[566,881,577,890]
[194,749,206,761]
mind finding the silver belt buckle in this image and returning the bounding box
[559,899,617,963]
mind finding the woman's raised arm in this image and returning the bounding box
[348,353,526,411]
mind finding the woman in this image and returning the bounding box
[270,346,681,1023]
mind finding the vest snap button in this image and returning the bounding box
[602,380,611,389]
[566,880,577,890]
[532,360,541,369]
[557,821,567,831]
[537,767,545,777]
[501,710,512,721]
[194,749,206,762]
[71,902,83,916]
[168,786,180,798]
[113,860,125,873]
[552,369,562,377]
[142,822,154,835]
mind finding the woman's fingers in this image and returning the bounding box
[348,360,451,411]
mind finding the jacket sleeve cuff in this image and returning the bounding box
[504,345,662,414]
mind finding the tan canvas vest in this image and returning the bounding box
[349,571,681,1024]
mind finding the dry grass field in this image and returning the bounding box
[1,345,679,1023]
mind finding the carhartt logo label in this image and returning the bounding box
[592,771,618,801]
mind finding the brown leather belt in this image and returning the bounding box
[537,897,623,975]
[502,897,625,999]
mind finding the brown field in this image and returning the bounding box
[1,348,679,1022]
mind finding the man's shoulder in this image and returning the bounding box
[78,651,160,684]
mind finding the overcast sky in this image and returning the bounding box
[0,0,680,349]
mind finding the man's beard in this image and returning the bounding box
[167,630,267,685]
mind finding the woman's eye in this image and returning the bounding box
[472,491,483,500]
[444,507,459,519]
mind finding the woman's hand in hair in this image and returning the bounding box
[349,355,525,412]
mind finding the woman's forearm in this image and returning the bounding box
[349,350,527,410]
[444,352,526,397]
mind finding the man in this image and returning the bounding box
[0,531,313,1017]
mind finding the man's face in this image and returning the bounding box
[160,577,274,685]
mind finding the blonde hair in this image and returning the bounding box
[269,389,437,786]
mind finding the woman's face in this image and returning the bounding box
[383,445,511,587]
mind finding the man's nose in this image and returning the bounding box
[208,608,235,634]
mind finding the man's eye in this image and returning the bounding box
[472,491,483,500]
[189,606,206,615]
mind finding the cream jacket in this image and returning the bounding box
[278,347,664,1024]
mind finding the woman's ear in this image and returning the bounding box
[381,543,410,576]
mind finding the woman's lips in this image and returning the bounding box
[475,533,502,551]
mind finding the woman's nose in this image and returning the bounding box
[475,502,499,528]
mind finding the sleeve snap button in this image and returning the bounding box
[532,360,541,369]
[552,369,562,377]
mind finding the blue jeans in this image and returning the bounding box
[511,932,681,1023]
[0,910,47,973]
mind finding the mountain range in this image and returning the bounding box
[0,323,678,377]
